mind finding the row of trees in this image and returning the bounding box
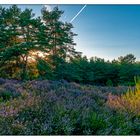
[0,5,140,86]
[57,54,140,86]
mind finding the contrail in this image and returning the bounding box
[70,5,87,23]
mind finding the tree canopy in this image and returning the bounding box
[0,5,140,86]
[0,5,80,79]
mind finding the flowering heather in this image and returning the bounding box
[0,79,140,135]
[0,78,6,85]
[0,95,41,117]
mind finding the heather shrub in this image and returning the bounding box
[0,83,21,101]
[3,83,20,94]
[0,79,140,135]
[107,77,140,116]
[0,78,6,85]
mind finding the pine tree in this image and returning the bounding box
[41,6,80,78]
[0,5,80,80]
[41,6,79,65]
[0,5,22,78]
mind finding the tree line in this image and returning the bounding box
[0,5,140,86]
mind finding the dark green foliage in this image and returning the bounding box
[118,54,136,64]
[106,79,113,87]
[0,5,79,80]
[59,54,140,86]
[37,58,54,80]
[0,5,140,85]
[0,89,11,101]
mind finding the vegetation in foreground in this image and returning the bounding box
[1,5,140,135]
[0,78,140,135]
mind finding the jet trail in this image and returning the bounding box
[70,5,87,23]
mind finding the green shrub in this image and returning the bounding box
[0,88,12,101]
[106,79,113,87]
[82,112,106,135]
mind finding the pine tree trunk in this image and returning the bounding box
[21,55,28,80]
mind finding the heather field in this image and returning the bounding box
[0,78,140,135]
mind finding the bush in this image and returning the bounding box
[0,88,12,101]
[0,83,21,101]
[0,78,6,85]
[107,77,140,116]
[106,79,113,87]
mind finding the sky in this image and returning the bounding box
[2,4,140,61]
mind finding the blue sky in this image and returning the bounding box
[2,5,140,60]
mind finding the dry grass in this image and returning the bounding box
[107,77,140,116]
